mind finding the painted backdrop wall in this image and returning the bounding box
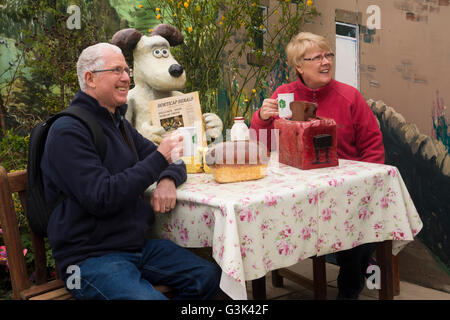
[298,0,449,277]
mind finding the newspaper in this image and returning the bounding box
[148,90,207,149]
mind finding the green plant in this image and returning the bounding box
[0,0,123,139]
[0,129,28,172]
[140,0,318,130]
[0,1,124,298]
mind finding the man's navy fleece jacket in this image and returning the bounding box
[41,90,187,279]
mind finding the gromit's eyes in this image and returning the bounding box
[153,49,162,58]
[153,48,170,58]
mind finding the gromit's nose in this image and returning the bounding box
[169,64,184,78]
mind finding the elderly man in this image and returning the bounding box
[40,43,222,300]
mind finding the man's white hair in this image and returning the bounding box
[76,43,123,91]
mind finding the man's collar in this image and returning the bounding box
[76,90,128,116]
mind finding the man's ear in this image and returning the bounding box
[84,71,96,89]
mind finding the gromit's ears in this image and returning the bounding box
[150,24,184,47]
[111,24,184,52]
[111,28,143,53]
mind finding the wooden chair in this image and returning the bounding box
[0,166,172,300]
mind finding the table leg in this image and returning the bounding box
[272,270,284,287]
[393,254,400,296]
[251,277,267,300]
[376,240,394,300]
[312,256,327,300]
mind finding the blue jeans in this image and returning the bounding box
[67,239,222,300]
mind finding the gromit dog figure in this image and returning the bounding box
[111,24,223,145]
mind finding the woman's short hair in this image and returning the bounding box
[286,32,331,69]
[77,43,122,91]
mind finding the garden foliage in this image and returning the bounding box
[132,0,318,129]
[0,0,122,298]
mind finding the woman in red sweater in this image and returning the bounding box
[250,32,385,299]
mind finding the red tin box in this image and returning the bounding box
[274,117,338,170]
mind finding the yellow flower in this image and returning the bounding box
[307,0,313,6]
[241,21,245,27]
[219,21,223,25]
[184,2,189,8]
[188,26,193,32]
[221,15,225,20]
[212,91,216,95]
[196,5,201,11]
[244,99,249,103]
[156,14,161,19]
[173,13,177,17]
[259,24,264,30]
[149,28,153,33]
[252,89,256,94]
[155,7,160,11]
[138,4,143,8]
[252,2,256,7]
[285,0,291,2]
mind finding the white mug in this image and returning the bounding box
[177,126,197,157]
[277,93,294,118]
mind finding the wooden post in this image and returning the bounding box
[312,256,327,300]
[0,167,30,299]
[377,240,394,300]
[393,254,400,296]
[251,277,267,300]
[271,270,283,287]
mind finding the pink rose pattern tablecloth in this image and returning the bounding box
[149,159,422,299]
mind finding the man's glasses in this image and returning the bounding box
[303,52,335,63]
[91,66,130,76]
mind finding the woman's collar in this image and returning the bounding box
[296,76,335,94]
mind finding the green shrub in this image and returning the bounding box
[136,0,319,130]
[0,129,28,172]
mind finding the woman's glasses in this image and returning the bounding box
[303,52,335,63]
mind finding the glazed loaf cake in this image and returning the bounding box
[205,140,269,183]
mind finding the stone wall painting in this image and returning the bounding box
[301,0,450,279]
[369,99,450,275]
[432,91,449,151]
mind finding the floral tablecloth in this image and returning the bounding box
[148,158,423,300]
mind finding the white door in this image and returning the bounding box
[335,22,359,90]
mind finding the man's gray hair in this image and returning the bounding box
[77,43,123,91]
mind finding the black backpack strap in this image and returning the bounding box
[25,105,107,237]
[46,106,106,212]
[59,105,107,162]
